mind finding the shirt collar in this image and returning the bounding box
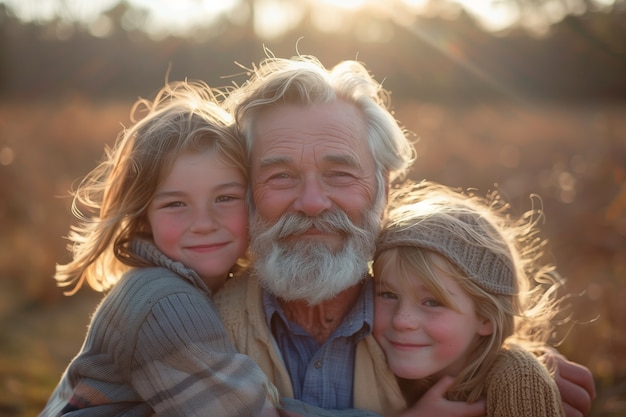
[262,277,374,340]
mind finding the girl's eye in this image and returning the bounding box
[216,195,236,203]
[423,298,442,307]
[376,291,398,300]
[216,191,246,203]
[164,201,184,208]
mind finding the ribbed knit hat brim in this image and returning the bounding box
[376,215,517,295]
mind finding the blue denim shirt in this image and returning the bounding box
[263,278,373,409]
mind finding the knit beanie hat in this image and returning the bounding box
[376,210,517,295]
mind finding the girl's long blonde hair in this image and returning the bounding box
[56,80,247,295]
[374,181,566,403]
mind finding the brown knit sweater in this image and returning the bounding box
[484,345,565,417]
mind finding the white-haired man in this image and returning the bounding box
[215,55,595,417]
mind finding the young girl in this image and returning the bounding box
[40,80,279,416]
[373,181,567,417]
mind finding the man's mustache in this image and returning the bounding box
[272,211,356,239]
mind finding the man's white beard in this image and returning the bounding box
[249,207,382,306]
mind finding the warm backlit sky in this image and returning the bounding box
[0,0,617,38]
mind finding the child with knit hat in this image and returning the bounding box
[372,181,567,417]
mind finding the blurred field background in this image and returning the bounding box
[0,0,625,416]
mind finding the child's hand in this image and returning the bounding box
[395,376,486,417]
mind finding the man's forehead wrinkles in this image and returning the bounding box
[258,149,360,169]
[256,141,300,163]
[264,113,360,142]
[259,135,361,156]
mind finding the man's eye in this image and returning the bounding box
[265,172,298,187]
[327,171,357,184]
[269,172,291,180]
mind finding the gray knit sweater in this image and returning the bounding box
[40,240,272,417]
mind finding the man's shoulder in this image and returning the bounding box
[215,272,252,304]
[214,271,259,325]
[213,271,269,352]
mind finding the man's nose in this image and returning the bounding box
[293,175,332,217]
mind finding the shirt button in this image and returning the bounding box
[314,360,323,369]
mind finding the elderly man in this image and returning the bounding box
[214,55,595,416]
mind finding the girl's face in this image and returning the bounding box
[147,150,248,292]
[373,252,493,381]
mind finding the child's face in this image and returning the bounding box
[373,252,493,381]
[147,150,248,292]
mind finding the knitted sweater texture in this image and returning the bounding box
[485,346,565,417]
[40,240,273,417]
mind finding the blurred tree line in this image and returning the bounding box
[0,0,624,103]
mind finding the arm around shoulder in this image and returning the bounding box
[130,287,272,416]
[542,348,596,417]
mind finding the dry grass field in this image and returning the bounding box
[0,97,624,416]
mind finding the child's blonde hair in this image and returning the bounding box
[373,181,564,403]
[56,80,247,295]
